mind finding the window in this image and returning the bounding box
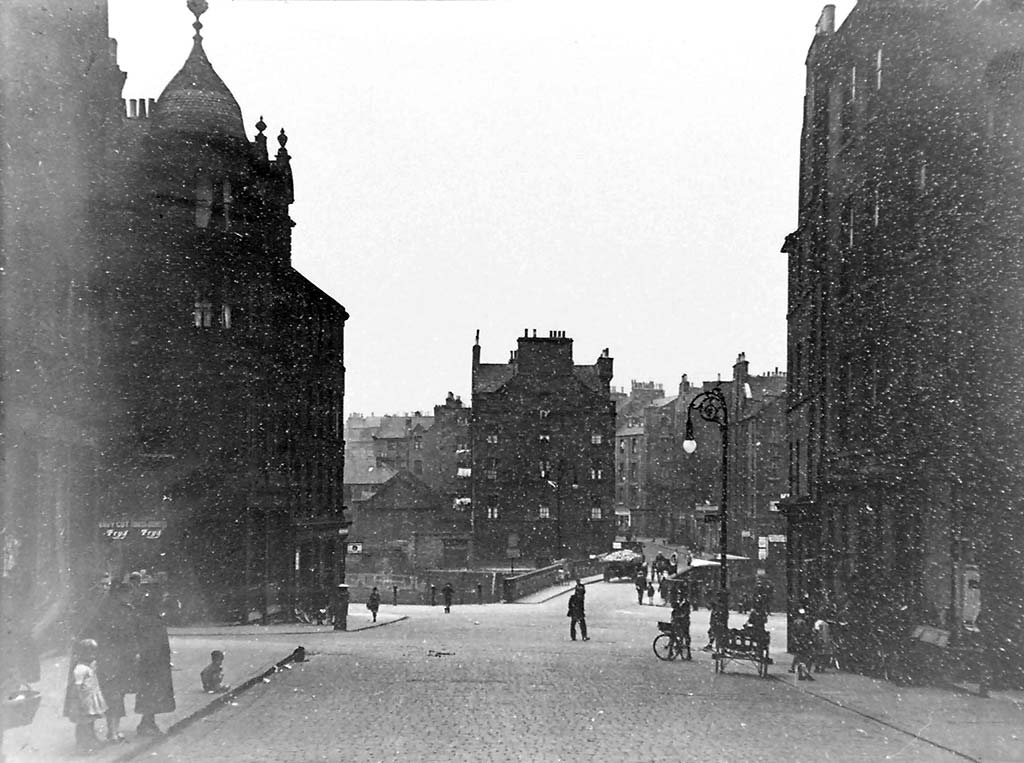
[851,64,857,103]
[590,507,602,520]
[590,467,604,481]
[875,48,883,90]
[539,506,550,519]
[193,300,213,328]
[485,469,497,480]
[618,440,625,453]
[221,304,232,328]
[918,158,928,191]
[487,505,499,520]
[873,187,880,228]
[413,460,423,475]
[538,433,550,443]
[539,460,551,478]
[539,409,551,420]
[486,434,499,444]
[195,175,212,228]
[413,438,422,450]
[631,439,638,454]
[591,434,603,445]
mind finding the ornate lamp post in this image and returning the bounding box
[682,387,729,624]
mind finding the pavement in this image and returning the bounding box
[111,581,1024,763]
[1,610,403,763]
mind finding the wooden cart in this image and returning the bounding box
[712,627,772,677]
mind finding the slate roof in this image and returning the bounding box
[473,364,515,394]
[152,30,246,141]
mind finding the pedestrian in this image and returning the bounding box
[670,552,678,575]
[133,584,175,735]
[658,576,669,605]
[789,608,815,681]
[813,617,834,673]
[442,582,454,614]
[200,650,229,693]
[671,596,692,659]
[82,580,138,743]
[634,571,646,605]
[64,638,107,754]
[367,587,381,622]
[567,583,589,641]
[704,590,729,652]
[646,581,655,605]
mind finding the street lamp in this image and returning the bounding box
[682,387,729,628]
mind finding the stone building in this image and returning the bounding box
[613,381,665,534]
[470,331,616,565]
[782,1,1024,684]
[1,0,349,630]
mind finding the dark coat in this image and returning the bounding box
[367,592,381,612]
[83,593,139,698]
[567,592,586,618]
[133,594,175,715]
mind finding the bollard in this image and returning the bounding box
[392,585,398,606]
[430,585,437,606]
[477,583,483,604]
[332,584,350,631]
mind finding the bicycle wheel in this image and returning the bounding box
[653,634,677,661]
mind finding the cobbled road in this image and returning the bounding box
[143,582,968,763]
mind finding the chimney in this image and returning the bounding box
[816,5,835,36]
[129,98,138,118]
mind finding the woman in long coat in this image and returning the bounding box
[134,588,175,735]
[83,581,139,742]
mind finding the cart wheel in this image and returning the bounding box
[653,634,676,661]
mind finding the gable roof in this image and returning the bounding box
[360,470,442,511]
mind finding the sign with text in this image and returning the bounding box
[98,519,167,541]
[703,514,720,523]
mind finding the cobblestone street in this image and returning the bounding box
[141,583,1021,763]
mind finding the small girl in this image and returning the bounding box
[64,638,108,753]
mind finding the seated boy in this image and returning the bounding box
[200,650,229,693]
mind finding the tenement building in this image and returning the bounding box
[1,0,349,633]
[470,331,616,565]
[782,1,1024,684]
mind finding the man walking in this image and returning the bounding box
[442,583,454,614]
[567,583,589,641]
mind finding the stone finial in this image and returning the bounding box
[256,116,266,135]
[187,0,208,39]
[277,128,288,150]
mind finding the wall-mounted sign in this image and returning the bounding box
[347,542,363,555]
[767,534,786,543]
[98,519,167,541]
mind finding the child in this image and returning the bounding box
[646,582,655,605]
[200,650,229,693]
[63,639,108,754]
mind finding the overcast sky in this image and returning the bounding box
[108,0,856,416]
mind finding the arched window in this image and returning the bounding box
[195,175,212,228]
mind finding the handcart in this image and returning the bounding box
[712,626,772,677]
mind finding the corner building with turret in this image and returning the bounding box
[1,0,348,633]
[470,331,616,566]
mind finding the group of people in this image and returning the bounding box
[63,572,177,754]
[788,600,834,681]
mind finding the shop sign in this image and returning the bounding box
[98,519,167,541]
[347,542,363,555]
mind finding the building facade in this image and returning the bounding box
[782,0,1024,684]
[2,0,350,631]
[470,331,616,565]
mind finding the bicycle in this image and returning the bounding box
[653,621,692,661]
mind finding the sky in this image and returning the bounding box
[108,0,857,417]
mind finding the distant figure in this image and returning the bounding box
[812,618,833,673]
[646,582,655,606]
[82,580,138,743]
[367,587,381,622]
[200,650,229,693]
[705,590,729,651]
[671,596,692,659]
[567,584,589,641]
[64,638,107,754]
[442,583,454,614]
[669,552,678,575]
[634,571,646,605]
[659,577,669,605]
[790,608,815,681]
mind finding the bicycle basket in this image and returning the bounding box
[657,621,673,633]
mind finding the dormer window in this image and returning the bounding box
[195,175,212,228]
